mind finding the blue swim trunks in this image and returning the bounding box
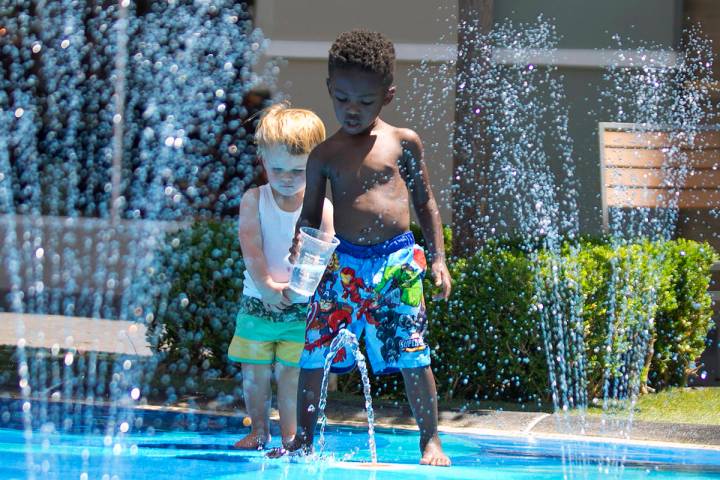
[299,232,431,375]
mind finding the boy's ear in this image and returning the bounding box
[383,85,396,105]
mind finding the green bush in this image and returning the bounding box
[424,238,716,403]
[426,245,546,403]
[650,239,716,388]
[147,220,243,376]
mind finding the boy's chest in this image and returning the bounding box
[326,143,405,191]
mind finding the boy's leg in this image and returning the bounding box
[235,363,273,449]
[274,363,300,446]
[293,367,325,446]
[401,366,451,466]
[267,367,324,456]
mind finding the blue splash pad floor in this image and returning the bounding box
[1,399,719,479]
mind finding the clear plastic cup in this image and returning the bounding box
[289,227,340,296]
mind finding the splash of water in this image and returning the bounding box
[317,329,377,464]
[0,1,276,477]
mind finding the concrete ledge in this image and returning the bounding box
[0,214,186,298]
[0,312,152,356]
[319,401,720,447]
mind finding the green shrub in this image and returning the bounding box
[422,238,717,403]
[147,220,243,376]
[575,240,670,399]
[650,239,716,388]
[426,245,547,403]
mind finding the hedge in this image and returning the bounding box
[148,221,717,404]
[424,236,716,403]
[147,221,244,380]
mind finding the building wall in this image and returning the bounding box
[255,0,685,234]
[255,0,456,44]
[494,0,680,49]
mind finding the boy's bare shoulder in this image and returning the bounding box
[394,126,422,147]
[377,120,421,147]
[239,185,260,207]
[384,125,422,158]
[242,185,260,199]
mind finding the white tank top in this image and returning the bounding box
[242,184,304,302]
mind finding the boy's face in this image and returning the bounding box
[261,145,308,196]
[327,67,395,135]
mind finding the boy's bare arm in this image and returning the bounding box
[290,147,328,261]
[320,198,335,236]
[399,130,452,300]
[237,189,291,309]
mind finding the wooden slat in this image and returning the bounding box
[606,187,720,208]
[604,130,720,149]
[604,147,720,168]
[605,168,720,188]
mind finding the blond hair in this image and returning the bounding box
[254,103,326,155]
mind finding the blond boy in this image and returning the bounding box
[228,104,333,449]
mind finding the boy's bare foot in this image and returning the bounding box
[266,436,312,458]
[233,433,270,450]
[420,436,451,467]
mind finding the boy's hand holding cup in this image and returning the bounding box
[283,287,308,304]
[260,280,291,312]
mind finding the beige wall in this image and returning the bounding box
[255,0,457,222]
[255,0,457,44]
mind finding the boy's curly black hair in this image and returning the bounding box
[328,29,395,86]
